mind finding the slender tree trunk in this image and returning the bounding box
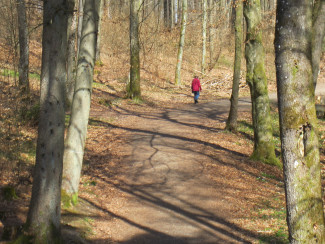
[175,0,187,85]
[201,0,207,74]
[244,0,280,167]
[275,0,325,242]
[128,0,142,99]
[164,0,168,27]
[16,0,29,96]
[24,0,68,242]
[174,0,178,25]
[208,0,216,69]
[312,0,325,90]
[226,0,243,131]
[66,0,77,108]
[62,0,99,205]
[77,0,84,57]
[96,0,104,62]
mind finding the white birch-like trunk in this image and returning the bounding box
[201,0,207,74]
[66,0,77,108]
[175,0,187,85]
[62,0,99,205]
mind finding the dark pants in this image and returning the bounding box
[193,91,200,103]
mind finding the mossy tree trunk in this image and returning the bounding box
[226,0,243,132]
[175,0,187,85]
[312,0,325,90]
[201,0,207,74]
[62,0,99,207]
[24,0,68,242]
[275,0,325,242]
[244,0,280,167]
[16,0,29,96]
[128,0,141,99]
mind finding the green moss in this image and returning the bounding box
[11,234,33,244]
[251,144,282,168]
[61,190,78,209]
[2,186,18,201]
[292,61,299,77]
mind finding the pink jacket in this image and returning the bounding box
[191,78,202,92]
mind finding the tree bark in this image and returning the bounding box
[95,0,104,62]
[275,0,325,242]
[62,0,99,205]
[128,0,142,99]
[201,0,207,74]
[16,0,29,96]
[175,0,187,85]
[244,0,280,167]
[24,0,68,242]
[77,0,84,57]
[312,0,325,90]
[66,0,77,109]
[226,0,243,131]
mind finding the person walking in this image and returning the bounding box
[191,76,202,104]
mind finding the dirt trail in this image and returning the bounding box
[86,96,267,244]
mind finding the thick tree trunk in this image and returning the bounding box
[226,0,243,131]
[128,0,141,99]
[24,0,68,242]
[66,0,77,108]
[16,0,29,95]
[175,0,187,85]
[62,0,99,205]
[201,0,207,74]
[312,0,325,90]
[244,0,280,167]
[275,0,325,242]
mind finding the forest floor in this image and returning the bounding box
[1,65,325,243]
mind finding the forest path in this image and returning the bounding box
[103,99,252,243]
[84,93,274,244]
[84,82,325,243]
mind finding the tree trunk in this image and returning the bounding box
[16,0,29,96]
[244,0,280,167]
[175,0,187,85]
[208,0,216,69]
[128,0,142,99]
[201,0,207,74]
[77,0,84,57]
[275,0,325,242]
[66,0,77,109]
[62,0,99,206]
[96,0,104,62]
[226,0,243,131]
[174,0,178,25]
[164,0,168,27]
[312,0,325,90]
[24,0,68,242]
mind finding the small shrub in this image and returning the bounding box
[20,103,40,126]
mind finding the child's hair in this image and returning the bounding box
[194,75,198,78]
